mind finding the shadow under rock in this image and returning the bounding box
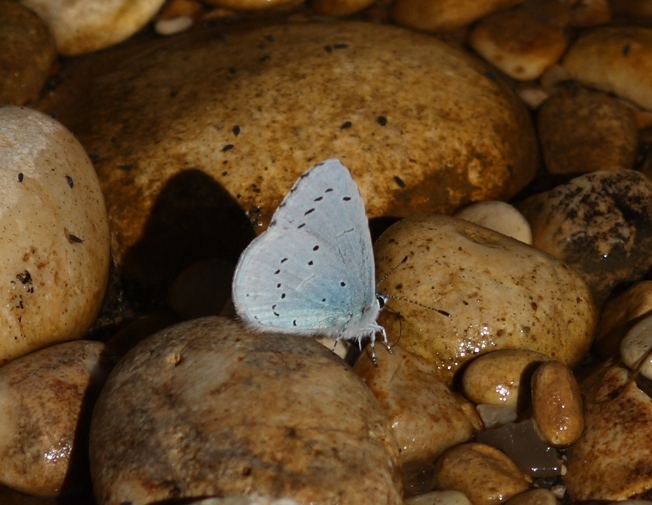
[121,168,255,309]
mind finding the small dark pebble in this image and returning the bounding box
[223,144,234,152]
[401,460,437,497]
[340,121,352,130]
[623,43,631,56]
[377,115,387,126]
[485,71,498,82]
[68,234,84,244]
[65,175,74,188]
[18,173,23,183]
[266,34,275,42]
[507,164,515,175]
[394,176,406,188]
[334,43,349,49]
[229,67,238,74]
[324,45,333,53]
[233,125,241,136]
[90,153,101,162]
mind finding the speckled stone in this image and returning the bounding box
[0,1,56,105]
[468,7,568,80]
[20,0,166,55]
[391,0,525,32]
[0,340,114,496]
[519,170,652,306]
[537,88,638,175]
[433,443,531,505]
[0,106,110,364]
[61,21,537,291]
[374,215,596,383]
[90,317,402,505]
[564,365,652,500]
[562,27,652,111]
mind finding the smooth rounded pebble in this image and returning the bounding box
[405,490,472,505]
[90,317,402,505]
[391,0,525,32]
[0,341,114,496]
[454,201,532,244]
[468,7,568,81]
[65,21,537,290]
[564,365,652,500]
[310,0,376,16]
[531,361,584,446]
[462,350,552,410]
[20,0,166,55]
[0,1,56,105]
[374,215,596,383]
[504,489,560,505]
[562,27,652,111]
[0,106,110,364]
[537,88,638,175]
[202,0,296,8]
[187,498,300,505]
[596,281,652,358]
[433,443,531,505]
[620,313,652,380]
[354,345,474,463]
[519,170,652,306]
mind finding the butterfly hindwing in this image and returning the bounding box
[232,159,377,337]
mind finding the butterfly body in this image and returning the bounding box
[232,158,386,349]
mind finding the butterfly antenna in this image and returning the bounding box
[377,255,409,286]
[376,256,450,317]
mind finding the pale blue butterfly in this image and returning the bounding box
[232,158,388,353]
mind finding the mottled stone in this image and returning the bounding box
[391,0,525,32]
[61,21,536,291]
[504,489,559,505]
[537,88,638,175]
[519,170,652,305]
[310,0,376,16]
[0,341,114,496]
[433,443,531,505]
[468,7,568,80]
[355,345,474,463]
[20,0,166,55]
[90,317,402,505]
[564,365,652,500]
[374,215,596,383]
[0,106,110,364]
[0,1,56,105]
[562,27,652,111]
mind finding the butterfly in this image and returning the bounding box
[232,158,388,358]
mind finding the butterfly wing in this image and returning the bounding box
[232,159,376,337]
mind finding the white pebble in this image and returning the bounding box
[620,313,652,379]
[155,15,193,36]
[454,201,533,244]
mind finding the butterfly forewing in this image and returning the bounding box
[232,159,377,335]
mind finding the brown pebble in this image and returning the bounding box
[531,361,584,446]
[433,443,531,505]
